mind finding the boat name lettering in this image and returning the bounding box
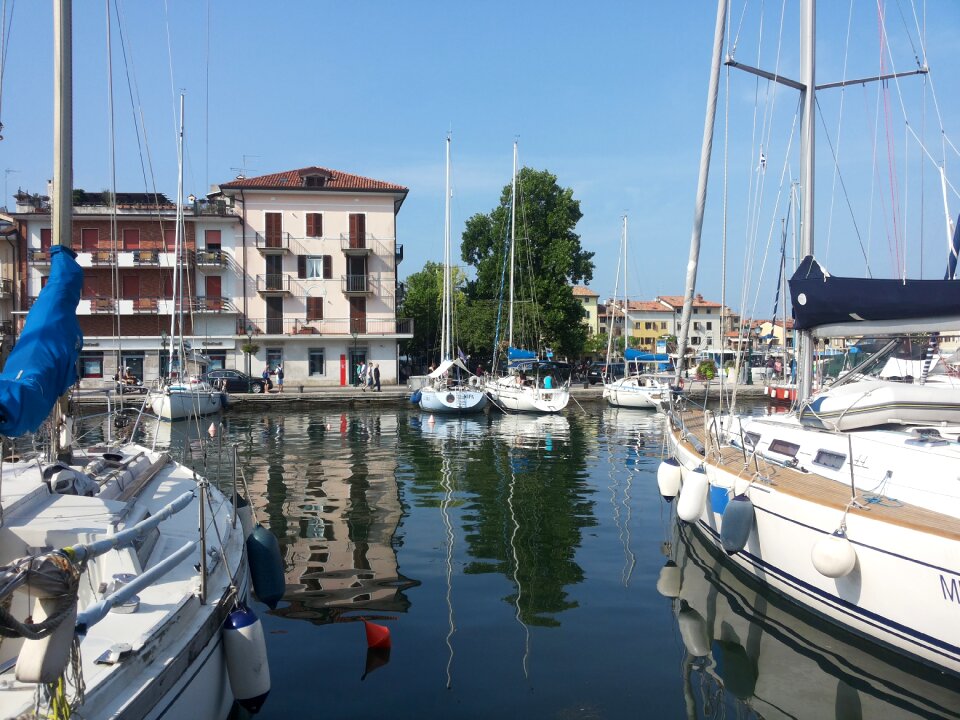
[941,574,960,604]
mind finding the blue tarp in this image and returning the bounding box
[624,349,669,362]
[507,347,537,361]
[0,245,83,436]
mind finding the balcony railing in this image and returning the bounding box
[240,317,413,337]
[341,274,378,295]
[338,233,393,257]
[89,249,116,266]
[132,297,160,313]
[133,249,161,266]
[254,232,291,252]
[193,249,228,267]
[190,296,237,313]
[256,274,292,294]
[87,297,117,314]
[27,248,51,265]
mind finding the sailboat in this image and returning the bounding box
[148,95,224,421]
[0,4,270,717]
[484,142,570,413]
[602,216,672,409]
[663,0,960,678]
[418,134,488,414]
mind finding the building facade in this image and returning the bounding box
[572,285,599,336]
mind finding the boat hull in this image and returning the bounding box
[800,379,960,430]
[150,384,224,421]
[666,415,960,677]
[419,386,489,414]
[485,379,569,413]
[603,377,667,408]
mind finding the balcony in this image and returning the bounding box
[193,249,228,269]
[0,279,11,299]
[255,232,291,254]
[132,249,161,266]
[27,248,51,266]
[341,274,378,295]
[191,296,237,313]
[80,297,117,314]
[256,274,292,295]
[339,233,373,256]
[89,249,116,266]
[240,317,414,337]
[396,243,404,264]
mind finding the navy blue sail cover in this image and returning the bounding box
[789,255,960,330]
[0,245,83,436]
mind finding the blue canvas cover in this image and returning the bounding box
[0,245,83,436]
[507,347,537,361]
[624,349,669,362]
[789,255,960,330]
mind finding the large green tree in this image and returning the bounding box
[398,261,474,365]
[461,168,594,360]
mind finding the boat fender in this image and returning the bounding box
[223,605,271,714]
[656,458,682,502]
[410,390,422,404]
[247,525,285,609]
[676,467,708,523]
[220,392,229,409]
[235,495,255,541]
[677,601,710,657]
[713,639,757,700]
[655,560,681,598]
[15,598,77,684]
[811,530,857,578]
[720,495,755,555]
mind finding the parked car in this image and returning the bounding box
[587,361,625,385]
[206,369,266,393]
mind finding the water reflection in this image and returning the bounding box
[661,523,960,719]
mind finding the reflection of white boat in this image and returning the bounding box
[418,136,488,415]
[494,413,570,448]
[417,414,485,442]
[664,525,960,719]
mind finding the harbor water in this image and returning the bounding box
[130,404,959,719]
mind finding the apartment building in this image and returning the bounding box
[214,166,412,386]
[655,294,725,352]
[572,285,599,335]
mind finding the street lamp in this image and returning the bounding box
[351,329,359,386]
[245,323,254,376]
[160,330,168,381]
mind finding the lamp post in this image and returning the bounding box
[245,323,254,377]
[351,329,359,386]
[160,330,168,381]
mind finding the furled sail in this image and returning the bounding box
[789,255,960,334]
[0,246,83,436]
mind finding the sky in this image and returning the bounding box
[2,1,960,319]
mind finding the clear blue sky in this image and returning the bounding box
[2,1,959,318]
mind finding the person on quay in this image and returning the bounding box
[276,363,284,393]
[373,364,381,392]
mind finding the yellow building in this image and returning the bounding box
[572,285,600,336]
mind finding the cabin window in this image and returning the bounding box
[768,439,800,458]
[743,432,761,450]
[309,348,325,376]
[79,352,104,379]
[812,449,846,470]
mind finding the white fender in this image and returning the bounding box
[811,530,857,578]
[16,597,77,684]
[223,606,271,713]
[677,603,710,657]
[676,467,708,523]
[656,560,681,598]
[656,458,682,502]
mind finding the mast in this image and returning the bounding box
[623,214,628,356]
[797,0,816,400]
[170,94,185,376]
[52,0,73,461]
[508,141,517,350]
[674,0,727,386]
[441,133,451,362]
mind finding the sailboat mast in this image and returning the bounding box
[797,0,816,401]
[622,215,628,354]
[170,95,185,365]
[442,133,451,362]
[674,0,727,385]
[508,141,517,350]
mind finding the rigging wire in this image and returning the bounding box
[0,0,15,140]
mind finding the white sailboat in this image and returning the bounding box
[0,5,271,717]
[603,216,672,409]
[418,134,488,415]
[148,95,224,421]
[663,0,960,678]
[484,142,570,414]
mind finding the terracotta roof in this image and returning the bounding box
[218,166,407,193]
[627,300,672,312]
[572,285,598,297]
[656,293,722,309]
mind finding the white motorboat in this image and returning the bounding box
[150,377,225,421]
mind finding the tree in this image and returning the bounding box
[461,167,594,360]
[398,261,473,365]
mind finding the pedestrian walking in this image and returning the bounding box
[276,363,284,392]
[373,364,381,392]
[367,365,375,390]
[262,365,273,392]
[358,362,367,389]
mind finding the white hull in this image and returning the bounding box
[603,376,668,409]
[800,378,960,430]
[666,409,960,677]
[419,385,489,414]
[0,443,253,718]
[150,382,224,421]
[484,378,569,413]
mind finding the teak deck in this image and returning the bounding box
[674,410,960,542]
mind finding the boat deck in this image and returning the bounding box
[674,410,960,541]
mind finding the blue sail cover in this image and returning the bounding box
[789,255,960,331]
[624,349,669,362]
[507,347,537,361]
[0,245,83,436]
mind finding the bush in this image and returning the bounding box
[696,360,717,380]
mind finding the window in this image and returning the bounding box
[661,322,667,329]
[813,449,846,470]
[164,227,176,251]
[706,322,713,330]
[768,439,800,458]
[207,352,226,370]
[307,297,324,321]
[298,255,333,279]
[79,352,104,378]
[122,228,140,250]
[266,347,283,371]
[81,228,99,251]
[120,353,144,380]
[306,213,323,237]
[205,229,221,249]
[40,228,52,249]
[309,348,325,376]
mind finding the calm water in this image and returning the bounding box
[132,405,959,720]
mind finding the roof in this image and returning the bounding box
[656,293,723,309]
[572,285,598,297]
[627,300,672,312]
[218,167,408,193]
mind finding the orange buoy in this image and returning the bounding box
[364,620,391,649]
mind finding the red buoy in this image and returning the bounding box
[363,620,391,649]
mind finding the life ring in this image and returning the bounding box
[469,375,481,387]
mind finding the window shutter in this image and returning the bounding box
[323,255,332,280]
[307,297,324,320]
[298,255,306,279]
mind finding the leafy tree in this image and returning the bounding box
[399,261,473,366]
[461,167,594,360]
